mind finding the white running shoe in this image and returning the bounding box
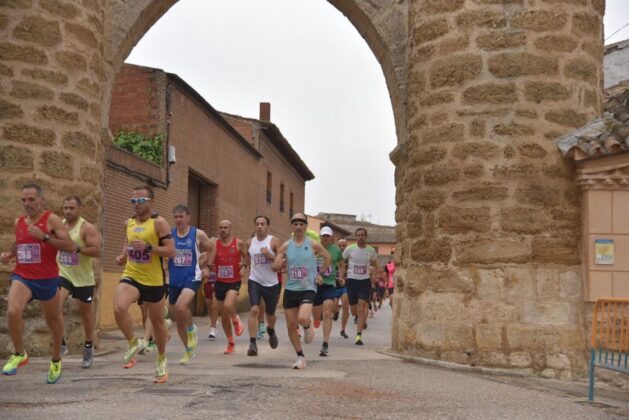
[304,326,315,344]
[292,356,306,369]
[208,327,217,340]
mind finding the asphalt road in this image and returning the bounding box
[1,301,628,419]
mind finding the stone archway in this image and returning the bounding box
[0,0,604,379]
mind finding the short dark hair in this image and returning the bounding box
[254,215,270,225]
[133,185,154,198]
[173,204,189,214]
[64,196,82,206]
[22,182,44,197]
[355,227,368,236]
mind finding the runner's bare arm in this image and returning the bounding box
[271,242,289,272]
[238,239,249,278]
[80,222,101,258]
[151,216,176,258]
[42,213,75,252]
[197,229,211,267]
[270,237,281,255]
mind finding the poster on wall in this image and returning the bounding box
[594,239,614,265]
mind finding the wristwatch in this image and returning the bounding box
[145,244,153,252]
[43,234,50,242]
[76,245,82,254]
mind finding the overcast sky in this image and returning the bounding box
[126,0,629,226]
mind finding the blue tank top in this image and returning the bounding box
[168,227,201,287]
[286,237,317,292]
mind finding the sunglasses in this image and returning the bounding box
[130,197,151,205]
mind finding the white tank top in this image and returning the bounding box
[248,235,278,287]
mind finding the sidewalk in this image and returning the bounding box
[1,302,628,419]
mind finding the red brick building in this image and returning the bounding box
[101,64,313,326]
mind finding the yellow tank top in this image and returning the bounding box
[122,216,164,286]
[57,217,95,287]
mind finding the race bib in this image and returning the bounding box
[17,244,41,264]
[59,251,79,266]
[253,253,270,265]
[317,261,331,276]
[289,266,309,281]
[353,265,368,276]
[173,249,193,267]
[127,247,152,264]
[218,265,234,279]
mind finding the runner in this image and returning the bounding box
[376,266,387,309]
[167,205,212,364]
[245,215,281,356]
[343,228,379,346]
[1,182,74,383]
[334,238,350,339]
[202,252,219,340]
[114,185,175,383]
[57,196,101,368]
[312,226,344,356]
[385,259,395,308]
[212,220,247,354]
[272,213,330,369]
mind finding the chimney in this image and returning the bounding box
[259,102,271,122]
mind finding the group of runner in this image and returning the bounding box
[1,183,393,384]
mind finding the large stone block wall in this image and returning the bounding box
[0,0,105,354]
[391,0,603,379]
[0,0,605,379]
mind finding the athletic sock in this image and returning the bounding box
[85,341,93,349]
[250,337,256,344]
[128,337,138,346]
[267,327,275,335]
[52,358,60,363]
[187,325,195,333]
[297,350,304,357]
[323,342,328,347]
[157,353,166,362]
[14,352,24,356]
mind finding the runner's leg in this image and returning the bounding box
[6,281,32,354]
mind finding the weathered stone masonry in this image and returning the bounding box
[0,0,603,379]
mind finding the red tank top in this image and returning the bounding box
[214,238,241,283]
[14,211,59,280]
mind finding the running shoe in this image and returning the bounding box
[2,352,28,375]
[247,342,258,356]
[340,330,348,339]
[304,326,315,344]
[313,318,321,329]
[333,312,339,321]
[268,329,279,349]
[208,327,217,340]
[292,356,306,369]
[179,350,195,365]
[81,346,94,369]
[319,344,329,357]
[355,334,363,346]
[124,358,137,369]
[47,359,62,384]
[137,338,146,355]
[256,322,266,340]
[233,316,244,337]
[145,339,157,353]
[224,342,235,354]
[154,355,168,384]
[187,324,198,350]
[124,338,140,364]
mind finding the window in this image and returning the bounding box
[289,192,294,218]
[266,171,272,204]
[280,183,285,213]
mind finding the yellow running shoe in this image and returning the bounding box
[47,359,62,384]
[179,350,195,365]
[154,355,168,384]
[124,337,140,364]
[186,324,198,350]
[2,352,29,375]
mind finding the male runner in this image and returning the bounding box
[312,226,344,356]
[167,205,212,364]
[334,238,350,338]
[272,213,330,369]
[114,185,175,383]
[245,215,281,356]
[57,196,101,368]
[1,182,74,383]
[202,256,219,340]
[213,220,247,354]
[343,228,379,346]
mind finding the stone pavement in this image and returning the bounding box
[1,302,628,419]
